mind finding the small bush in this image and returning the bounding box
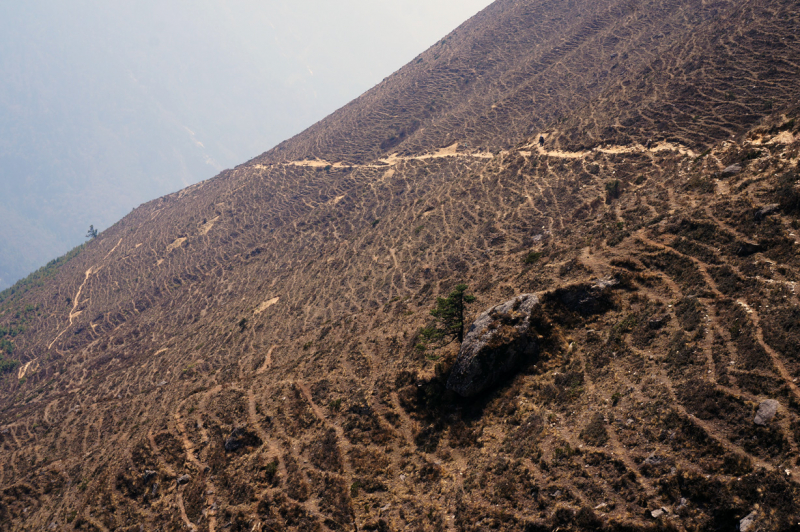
[777,171,800,213]
[580,413,609,446]
[605,179,621,201]
[0,358,19,374]
[523,251,542,264]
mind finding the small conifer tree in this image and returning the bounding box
[420,283,476,346]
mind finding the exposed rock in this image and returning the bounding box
[224,426,262,452]
[650,509,665,518]
[446,294,539,397]
[643,455,665,466]
[755,203,780,220]
[447,280,622,397]
[736,242,765,256]
[548,277,619,316]
[176,474,191,485]
[723,163,742,175]
[754,399,779,425]
[739,510,758,532]
[142,470,157,483]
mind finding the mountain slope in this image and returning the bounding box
[261,0,800,164]
[1,0,800,531]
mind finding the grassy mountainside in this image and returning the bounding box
[1,0,800,530]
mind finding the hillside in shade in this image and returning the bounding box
[1,0,800,530]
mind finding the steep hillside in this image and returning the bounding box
[262,0,800,163]
[1,1,800,531]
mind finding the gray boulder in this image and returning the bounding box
[755,203,780,220]
[722,164,742,175]
[224,426,262,452]
[446,294,539,397]
[754,399,779,425]
[739,510,758,532]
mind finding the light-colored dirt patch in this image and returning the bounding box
[254,297,280,315]
[282,142,494,171]
[383,143,494,164]
[425,142,459,157]
[135,243,142,248]
[104,238,123,260]
[257,345,276,374]
[771,131,797,144]
[750,131,797,146]
[737,300,754,314]
[536,145,590,158]
[176,491,197,531]
[715,179,731,195]
[17,360,37,380]
[157,259,164,266]
[166,237,187,253]
[526,139,696,158]
[48,266,95,349]
[199,216,220,236]
[287,158,346,168]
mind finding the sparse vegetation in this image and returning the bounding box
[3,2,800,530]
[605,179,621,201]
[523,251,542,264]
[419,283,476,346]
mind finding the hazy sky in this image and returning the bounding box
[0,0,494,290]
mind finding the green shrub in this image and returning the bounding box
[523,251,542,264]
[605,179,621,200]
[0,358,19,374]
[0,339,13,355]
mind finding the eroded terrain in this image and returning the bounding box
[1,0,800,530]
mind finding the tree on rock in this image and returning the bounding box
[421,283,476,346]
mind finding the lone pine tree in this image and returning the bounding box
[421,283,476,346]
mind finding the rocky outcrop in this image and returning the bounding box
[754,399,779,425]
[446,294,539,397]
[755,203,780,220]
[739,510,758,532]
[224,426,262,452]
[447,279,621,397]
[548,277,619,316]
[722,163,742,175]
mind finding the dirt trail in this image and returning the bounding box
[522,138,697,159]
[580,364,659,500]
[256,345,276,374]
[176,491,198,532]
[635,230,800,404]
[48,267,95,349]
[277,142,495,171]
